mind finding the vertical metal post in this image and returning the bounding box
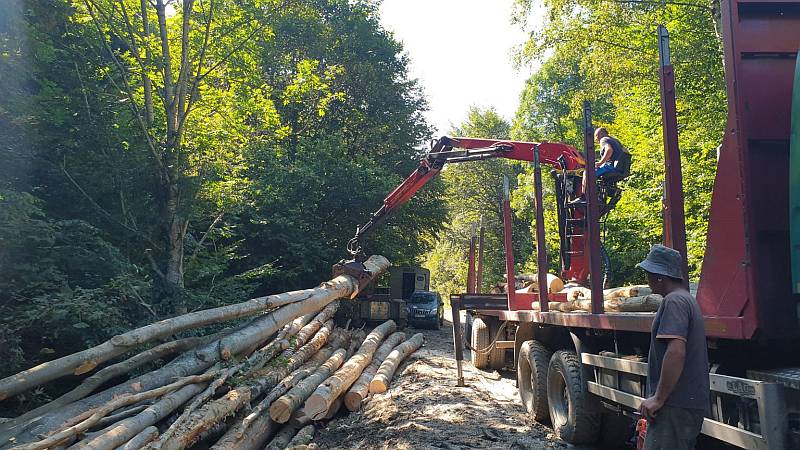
[502,176,518,310]
[467,224,477,294]
[477,216,485,294]
[583,101,604,314]
[658,25,690,285]
[450,295,465,387]
[533,145,550,311]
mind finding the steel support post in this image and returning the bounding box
[477,217,485,294]
[502,176,519,310]
[583,101,604,314]
[533,145,550,311]
[657,25,690,285]
[450,295,465,387]
[467,226,477,294]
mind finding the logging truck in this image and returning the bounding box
[343,1,800,448]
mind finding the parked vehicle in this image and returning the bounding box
[407,290,444,329]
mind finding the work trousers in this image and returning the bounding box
[643,405,705,450]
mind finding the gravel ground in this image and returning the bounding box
[313,320,579,450]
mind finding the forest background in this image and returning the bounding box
[0,0,723,409]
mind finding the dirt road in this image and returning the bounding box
[314,320,574,450]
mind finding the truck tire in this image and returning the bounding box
[546,350,601,444]
[517,340,551,421]
[470,317,490,369]
[487,318,506,370]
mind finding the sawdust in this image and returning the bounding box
[314,321,579,450]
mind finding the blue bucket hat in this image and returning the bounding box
[636,244,684,280]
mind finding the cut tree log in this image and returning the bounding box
[5,256,390,448]
[153,323,346,450]
[269,349,348,423]
[289,409,311,428]
[239,344,335,433]
[265,425,299,450]
[69,383,206,450]
[600,293,662,312]
[8,334,213,428]
[515,273,564,293]
[369,333,424,394]
[0,256,388,403]
[322,395,343,420]
[116,426,158,450]
[157,307,338,445]
[344,331,406,412]
[209,413,276,450]
[604,285,652,299]
[302,320,396,420]
[11,374,215,450]
[286,424,314,447]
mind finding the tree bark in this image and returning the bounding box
[240,344,334,433]
[264,425,298,450]
[9,334,211,427]
[116,426,158,450]
[209,413,276,450]
[12,374,214,450]
[344,331,406,412]
[303,320,396,419]
[68,383,205,450]
[286,425,314,448]
[269,349,347,423]
[369,333,424,394]
[4,256,390,448]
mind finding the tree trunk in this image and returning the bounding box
[14,374,214,450]
[68,384,205,450]
[303,320,396,420]
[240,344,335,433]
[369,333,424,394]
[264,425,298,450]
[344,331,406,412]
[209,413,276,450]
[269,349,348,423]
[154,387,251,450]
[116,426,158,450]
[9,334,212,427]
[286,424,314,448]
[152,321,341,450]
[321,395,343,420]
[4,256,390,448]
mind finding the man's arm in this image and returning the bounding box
[640,338,686,419]
[596,141,612,166]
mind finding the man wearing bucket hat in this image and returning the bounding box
[637,244,708,450]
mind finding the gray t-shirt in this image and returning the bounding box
[599,136,627,162]
[647,290,710,411]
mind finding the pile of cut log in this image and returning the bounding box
[0,255,425,450]
[531,284,663,312]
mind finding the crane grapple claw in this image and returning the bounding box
[332,259,374,298]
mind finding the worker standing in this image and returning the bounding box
[636,245,709,450]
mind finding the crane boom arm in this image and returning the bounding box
[346,136,585,256]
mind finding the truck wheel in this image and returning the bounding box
[470,317,490,370]
[518,340,551,421]
[487,318,506,370]
[547,350,601,444]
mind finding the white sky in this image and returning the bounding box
[379,0,540,136]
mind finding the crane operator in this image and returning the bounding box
[571,127,631,203]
